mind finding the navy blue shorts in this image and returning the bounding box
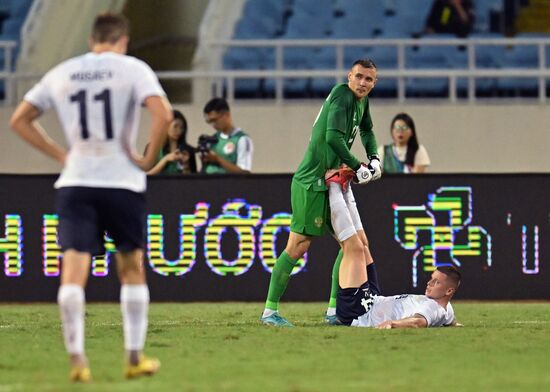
[336,281,375,326]
[56,187,146,256]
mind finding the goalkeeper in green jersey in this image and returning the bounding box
[261,59,382,326]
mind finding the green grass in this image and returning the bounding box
[1,302,549,391]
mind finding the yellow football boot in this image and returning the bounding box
[124,355,160,379]
[69,366,92,383]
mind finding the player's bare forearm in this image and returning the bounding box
[138,96,172,171]
[146,157,168,175]
[376,315,428,329]
[218,156,249,174]
[10,101,66,164]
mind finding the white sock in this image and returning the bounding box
[326,307,336,317]
[121,284,150,351]
[344,187,364,232]
[262,309,276,318]
[328,183,356,242]
[57,284,85,355]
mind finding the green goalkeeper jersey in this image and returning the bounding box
[293,83,378,191]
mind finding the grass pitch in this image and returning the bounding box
[1,302,549,391]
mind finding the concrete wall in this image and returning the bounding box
[1,102,549,174]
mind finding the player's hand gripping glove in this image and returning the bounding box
[354,163,373,185]
[368,157,382,181]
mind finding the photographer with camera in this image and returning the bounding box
[201,97,253,174]
[146,109,197,175]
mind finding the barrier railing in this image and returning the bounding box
[206,37,550,103]
[7,38,550,104]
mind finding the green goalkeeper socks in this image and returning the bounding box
[328,249,343,308]
[265,251,298,311]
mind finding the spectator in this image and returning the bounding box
[377,113,430,174]
[424,0,475,37]
[201,98,253,174]
[147,109,197,175]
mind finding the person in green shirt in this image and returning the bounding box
[201,98,253,174]
[261,59,382,326]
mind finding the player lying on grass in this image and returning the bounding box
[326,167,460,328]
[260,59,381,327]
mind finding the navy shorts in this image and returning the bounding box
[56,187,146,256]
[336,281,375,326]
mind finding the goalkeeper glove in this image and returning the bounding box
[368,157,382,181]
[354,163,373,185]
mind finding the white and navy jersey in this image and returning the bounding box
[24,52,166,192]
[352,294,455,328]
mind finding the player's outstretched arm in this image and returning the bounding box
[376,314,428,329]
[10,101,66,164]
[134,96,172,171]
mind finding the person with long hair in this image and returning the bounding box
[146,109,197,175]
[378,113,430,174]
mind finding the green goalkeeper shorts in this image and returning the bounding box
[289,179,330,237]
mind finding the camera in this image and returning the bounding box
[197,134,218,155]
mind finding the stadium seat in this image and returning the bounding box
[233,18,277,40]
[379,14,424,38]
[405,43,450,97]
[293,0,334,18]
[330,15,373,65]
[222,48,263,97]
[309,46,338,96]
[497,33,549,95]
[334,0,365,16]
[458,32,507,96]
[368,45,399,97]
[393,0,434,17]
[224,0,549,99]
[241,0,287,36]
[263,11,332,97]
[10,0,33,17]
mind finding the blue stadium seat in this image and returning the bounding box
[222,48,263,97]
[456,33,507,96]
[233,17,277,39]
[11,0,33,17]
[368,45,399,96]
[497,33,548,95]
[393,0,433,17]
[293,0,334,18]
[330,15,373,65]
[334,0,364,16]
[263,46,312,98]
[1,17,23,39]
[379,14,424,38]
[263,11,331,97]
[405,43,450,96]
[241,0,287,36]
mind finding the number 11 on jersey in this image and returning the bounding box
[69,88,113,140]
